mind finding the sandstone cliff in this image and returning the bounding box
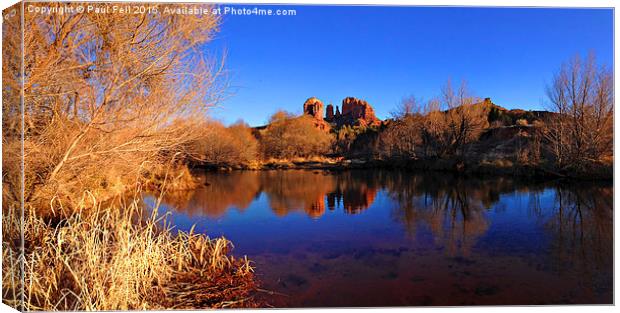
[303,97,331,131]
[337,97,381,127]
[304,96,381,128]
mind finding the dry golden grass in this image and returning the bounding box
[2,193,257,311]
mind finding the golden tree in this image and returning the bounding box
[187,120,259,166]
[4,3,225,207]
[260,112,333,159]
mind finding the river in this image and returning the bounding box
[144,169,613,307]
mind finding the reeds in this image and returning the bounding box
[2,195,257,310]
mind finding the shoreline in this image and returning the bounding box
[190,158,613,181]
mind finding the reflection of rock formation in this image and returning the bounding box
[261,170,379,218]
[261,170,336,218]
[326,189,377,215]
[326,193,339,211]
[307,197,326,219]
[158,170,380,219]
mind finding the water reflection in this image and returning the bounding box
[160,170,381,219]
[385,174,492,257]
[151,169,612,305]
[160,171,261,218]
[158,171,612,263]
[386,174,611,265]
[543,184,613,294]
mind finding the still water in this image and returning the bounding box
[146,169,613,307]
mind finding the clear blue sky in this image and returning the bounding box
[203,5,613,126]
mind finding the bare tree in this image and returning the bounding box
[544,54,613,168]
[4,4,225,207]
[420,80,487,157]
[390,95,426,118]
[380,96,427,159]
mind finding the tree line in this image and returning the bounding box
[185,55,612,176]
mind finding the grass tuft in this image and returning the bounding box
[2,195,258,310]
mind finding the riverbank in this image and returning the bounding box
[191,157,613,181]
[2,191,261,310]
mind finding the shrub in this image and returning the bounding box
[378,116,421,159]
[188,120,258,166]
[260,113,333,159]
[516,118,529,126]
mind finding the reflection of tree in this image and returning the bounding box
[386,174,555,257]
[543,184,612,284]
[156,168,612,282]
[261,170,337,218]
[159,171,261,218]
[156,170,380,219]
[386,172,613,274]
[386,174,492,256]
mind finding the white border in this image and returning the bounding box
[0,1,616,313]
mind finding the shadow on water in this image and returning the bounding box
[146,169,612,306]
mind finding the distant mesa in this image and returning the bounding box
[304,96,381,128]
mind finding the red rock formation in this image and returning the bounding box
[302,96,381,129]
[302,97,331,131]
[303,97,324,120]
[340,97,381,127]
[311,119,331,132]
[326,104,334,120]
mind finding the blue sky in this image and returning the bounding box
[203,5,613,126]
